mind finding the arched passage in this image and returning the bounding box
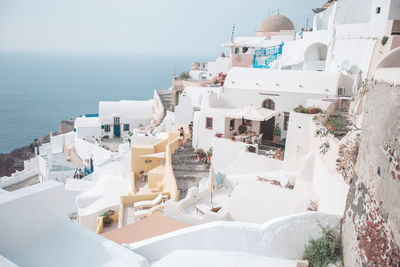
[304,43,328,61]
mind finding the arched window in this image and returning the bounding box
[234,48,240,54]
[262,99,275,110]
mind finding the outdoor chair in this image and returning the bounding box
[133,193,163,210]
[134,202,165,220]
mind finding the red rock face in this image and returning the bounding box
[352,193,400,266]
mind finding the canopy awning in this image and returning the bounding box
[225,106,279,121]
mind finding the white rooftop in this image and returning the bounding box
[0,181,146,267]
[223,37,283,48]
[75,116,101,127]
[224,67,342,95]
[99,100,153,121]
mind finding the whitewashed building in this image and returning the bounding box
[99,100,153,139]
[74,100,153,141]
[192,67,353,150]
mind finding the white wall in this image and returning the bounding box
[313,156,349,215]
[175,94,194,124]
[130,212,340,262]
[224,151,284,177]
[212,137,257,173]
[74,137,114,167]
[0,181,65,255]
[0,181,148,267]
[51,132,74,154]
[207,57,230,76]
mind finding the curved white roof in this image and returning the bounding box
[74,117,100,127]
[224,67,342,95]
[99,100,153,121]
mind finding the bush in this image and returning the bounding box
[382,36,389,46]
[294,105,322,114]
[179,72,191,79]
[238,124,247,134]
[303,226,341,267]
[273,123,281,136]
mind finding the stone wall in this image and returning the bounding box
[342,81,400,266]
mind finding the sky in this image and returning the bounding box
[0,0,326,57]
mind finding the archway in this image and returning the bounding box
[304,43,328,61]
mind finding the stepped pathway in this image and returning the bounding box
[157,90,172,112]
[172,139,210,200]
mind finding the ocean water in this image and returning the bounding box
[0,52,208,153]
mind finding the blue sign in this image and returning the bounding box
[253,42,284,69]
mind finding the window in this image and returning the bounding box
[114,117,120,124]
[206,117,213,130]
[338,88,346,96]
[229,119,235,131]
[262,99,275,110]
[104,124,111,132]
[123,124,130,131]
[284,112,290,131]
[242,47,248,54]
[376,7,381,14]
[234,48,240,54]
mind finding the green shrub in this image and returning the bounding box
[382,36,389,46]
[273,123,281,136]
[303,226,341,267]
[238,124,247,134]
[294,105,322,114]
[179,72,191,79]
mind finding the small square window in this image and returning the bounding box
[114,117,120,124]
[376,7,381,14]
[123,124,130,131]
[104,124,111,132]
[206,117,213,130]
[230,119,235,131]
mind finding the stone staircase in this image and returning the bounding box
[157,89,172,112]
[172,139,210,200]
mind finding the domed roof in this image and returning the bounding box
[257,14,295,33]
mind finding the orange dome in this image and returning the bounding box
[257,14,295,33]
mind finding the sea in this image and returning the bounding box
[0,52,210,153]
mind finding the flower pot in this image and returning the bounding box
[273,135,280,143]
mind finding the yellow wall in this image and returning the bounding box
[130,139,168,193]
[128,124,191,200]
[154,138,168,153]
[148,165,165,192]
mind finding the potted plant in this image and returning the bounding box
[238,124,247,134]
[206,148,213,161]
[194,149,205,162]
[273,123,281,143]
[231,136,236,141]
[100,210,115,227]
[215,132,223,138]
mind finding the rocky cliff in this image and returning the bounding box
[342,81,400,266]
[0,119,74,177]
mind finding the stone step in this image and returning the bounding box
[176,177,203,188]
[173,169,209,177]
[172,159,199,165]
[173,165,209,172]
[172,152,197,158]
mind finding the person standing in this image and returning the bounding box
[188,121,193,136]
[179,127,185,148]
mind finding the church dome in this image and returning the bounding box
[257,14,295,33]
